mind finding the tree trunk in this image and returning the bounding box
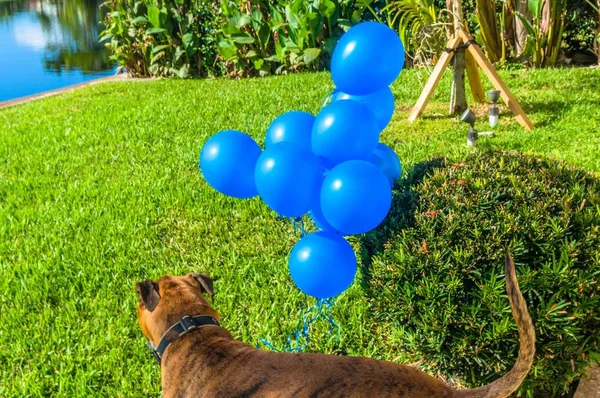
[514,0,531,57]
[504,1,516,58]
[450,0,467,115]
[597,0,600,65]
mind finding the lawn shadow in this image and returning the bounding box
[356,157,447,292]
[524,98,600,128]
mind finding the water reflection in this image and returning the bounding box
[0,0,117,102]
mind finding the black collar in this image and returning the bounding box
[147,315,220,365]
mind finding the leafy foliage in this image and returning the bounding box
[474,0,505,63]
[100,0,222,77]
[99,0,379,78]
[563,0,599,55]
[515,0,568,67]
[216,0,376,77]
[99,0,598,75]
[383,0,448,66]
[361,151,600,396]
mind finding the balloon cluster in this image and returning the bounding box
[200,22,405,300]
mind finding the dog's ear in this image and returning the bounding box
[136,280,161,312]
[191,273,214,296]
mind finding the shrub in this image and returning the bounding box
[99,0,379,78]
[360,151,600,396]
[216,0,376,77]
[563,0,599,56]
[100,0,222,78]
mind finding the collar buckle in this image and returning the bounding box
[179,315,195,333]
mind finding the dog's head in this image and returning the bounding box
[136,273,220,345]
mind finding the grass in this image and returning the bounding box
[0,67,599,397]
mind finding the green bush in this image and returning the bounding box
[563,0,599,55]
[360,151,600,396]
[100,0,222,77]
[216,0,376,77]
[99,0,379,78]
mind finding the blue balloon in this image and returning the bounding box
[331,22,405,95]
[318,156,335,173]
[312,100,379,165]
[320,160,392,235]
[265,111,316,151]
[289,231,357,299]
[333,87,395,130]
[367,143,402,188]
[255,142,323,218]
[199,130,262,198]
[309,199,338,233]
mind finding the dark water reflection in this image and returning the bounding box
[0,0,117,102]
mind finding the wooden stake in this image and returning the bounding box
[465,51,485,102]
[407,30,533,131]
[408,36,462,122]
[458,30,534,131]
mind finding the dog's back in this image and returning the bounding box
[138,253,535,398]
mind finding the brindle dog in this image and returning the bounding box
[136,253,535,398]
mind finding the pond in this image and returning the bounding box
[0,0,117,103]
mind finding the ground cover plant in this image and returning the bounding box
[0,67,599,396]
[360,151,600,396]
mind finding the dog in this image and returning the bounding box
[136,253,535,397]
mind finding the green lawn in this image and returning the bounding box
[1,68,599,397]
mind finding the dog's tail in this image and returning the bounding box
[454,252,535,398]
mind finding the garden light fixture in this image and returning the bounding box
[487,90,500,128]
[460,109,478,147]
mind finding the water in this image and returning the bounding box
[0,0,117,103]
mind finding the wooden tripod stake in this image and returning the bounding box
[408,29,534,131]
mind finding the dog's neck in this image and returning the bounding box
[159,316,238,367]
[147,302,222,346]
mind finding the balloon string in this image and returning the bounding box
[256,298,339,353]
[277,216,306,237]
[292,217,306,237]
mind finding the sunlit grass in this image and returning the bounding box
[0,67,599,396]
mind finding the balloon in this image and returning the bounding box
[367,143,402,187]
[265,111,316,151]
[333,87,395,130]
[312,100,379,165]
[199,130,262,198]
[309,198,338,233]
[318,156,335,173]
[321,160,392,235]
[331,22,405,95]
[254,142,323,218]
[288,231,357,299]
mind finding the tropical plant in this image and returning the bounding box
[216,0,373,77]
[100,0,222,78]
[474,0,504,63]
[382,0,448,66]
[515,0,568,67]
